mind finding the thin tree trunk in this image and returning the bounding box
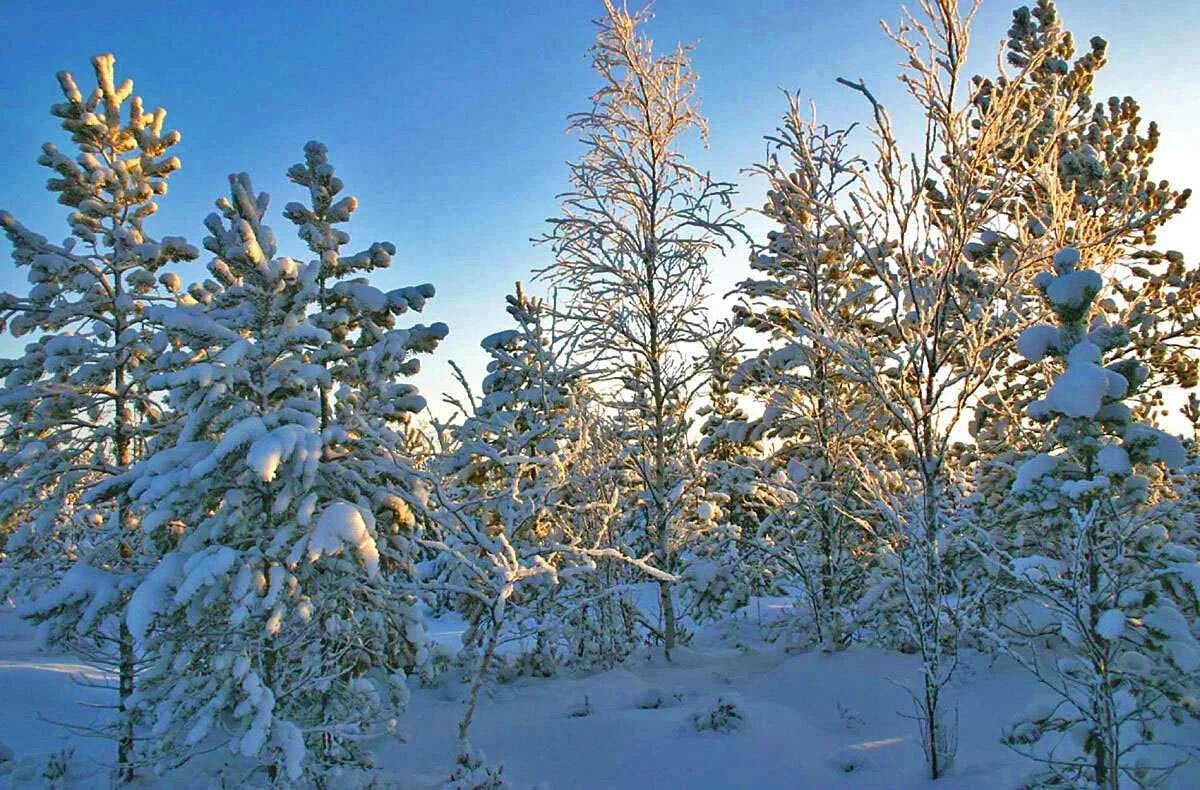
[118,620,135,782]
[114,293,136,784]
[657,576,676,658]
[458,619,503,757]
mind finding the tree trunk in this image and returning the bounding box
[458,619,503,757]
[118,620,135,783]
[657,575,676,659]
[114,320,136,784]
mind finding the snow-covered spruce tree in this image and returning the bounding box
[432,284,583,680]
[98,161,444,783]
[423,285,672,780]
[967,0,1194,559]
[684,325,780,626]
[0,54,196,781]
[554,413,644,670]
[985,246,1198,788]
[731,110,889,651]
[281,138,446,686]
[536,0,743,657]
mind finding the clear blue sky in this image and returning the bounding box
[2,0,1197,417]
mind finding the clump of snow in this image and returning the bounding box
[295,502,380,576]
[1046,269,1102,311]
[273,719,306,782]
[1017,324,1058,362]
[1095,444,1132,477]
[21,563,123,637]
[239,682,276,758]
[1011,555,1061,584]
[127,553,186,643]
[1066,340,1101,366]
[246,425,319,483]
[175,546,238,605]
[1013,453,1058,493]
[1029,358,1109,420]
[1095,609,1125,641]
[1053,246,1081,273]
[1124,425,1188,469]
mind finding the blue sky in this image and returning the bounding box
[2,0,1197,417]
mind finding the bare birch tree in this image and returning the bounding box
[536,0,743,657]
[745,0,1149,777]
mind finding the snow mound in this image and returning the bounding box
[828,744,872,773]
[634,687,667,710]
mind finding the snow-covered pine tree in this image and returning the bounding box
[967,0,1194,558]
[732,110,888,650]
[98,154,444,783]
[281,138,447,699]
[432,284,583,680]
[0,54,197,781]
[535,0,743,658]
[986,246,1198,788]
[684,324,779,626]
[427,285,580,776]
[98,172,327,783]
[423,285,674,777]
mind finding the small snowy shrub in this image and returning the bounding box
[42,747,74,783]
[690,693,746,733]
[419,643,456,687]
[837,701,865,731]
[444,750,510,790]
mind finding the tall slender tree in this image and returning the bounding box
[536,0,743,656]
[0,54,196,781]
[740,0,1132,775]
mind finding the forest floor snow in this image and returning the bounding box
[1,601,1197,788]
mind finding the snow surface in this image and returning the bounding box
[2,597,1197,789]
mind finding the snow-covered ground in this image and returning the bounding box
[1,603,1197,788]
